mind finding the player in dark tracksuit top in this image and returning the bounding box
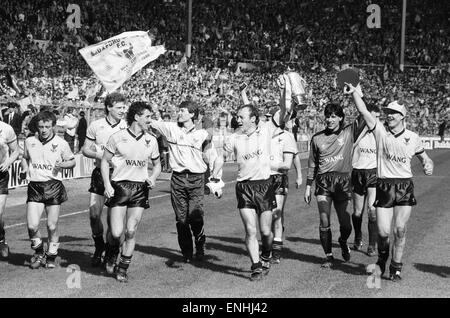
[304,103,365,268]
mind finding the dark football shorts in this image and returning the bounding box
[235,178,277,214]
[271,173,289,196]
[374,178,417,208]
[315,172,351,201]
[0,170,9,195]
[27,180,68,205]
[105,181,149,209]
[351,168,377,196]
[88,167,113,195]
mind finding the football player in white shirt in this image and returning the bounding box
[223,78,291,281]
[266,108,301,264]
[0,121,20,259]
[345,83,434,282]
[82,92,127,267]
[21,111,76,269]
[101,102,161,282]
[351,105,380,256]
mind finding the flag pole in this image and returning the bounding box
[399,0,407,72]
[186,0,192,58]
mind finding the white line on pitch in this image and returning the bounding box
[4,193,172,230]
[4,167,308,230]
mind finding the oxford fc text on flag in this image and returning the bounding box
[79,31,166,92]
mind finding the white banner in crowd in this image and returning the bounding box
[79,31,166,92]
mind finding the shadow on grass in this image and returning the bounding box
[134,243,249,280]
[414,263,450,278]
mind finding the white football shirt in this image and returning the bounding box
[105,129,159,182]
[150,121,208,173]
[23,135,74,182]
[86,117,127,167]
[371,123,424,178]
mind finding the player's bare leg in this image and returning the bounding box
[0,195,9,259]
[26,202,46,269]
[389,206,412,282]
[239,208,263,281]
[116,207,144,283]
[271,194,286,264]
[89,193,106,267]
[259,209,273,275]
[351,192,366,251]
[376,207,394,276]
[45,205,61,269]
[105,206,126,275]
[366,188,378,256]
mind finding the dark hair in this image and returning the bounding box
[367,104,380,113]
[104,92,127,115]
[21,110,31,121]
[36,110,57,126]
[238,104,259,126]
[162,113,171,120]
[126,101,151,126]
[7,102,19,109]
[324,103,345,124]
[178,100,200,121]
[79,111,85,116]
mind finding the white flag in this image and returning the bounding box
[79,31,166,92]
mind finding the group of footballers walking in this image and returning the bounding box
[0,71,434,283]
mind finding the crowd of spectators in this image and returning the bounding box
[0,0,448,139]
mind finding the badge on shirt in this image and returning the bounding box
[51,144,58,152]
[404,137,410,145]
[337,137,344,146]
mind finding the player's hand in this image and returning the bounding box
[146,177,156,189]
[19,172,27,180]
[104,183,115,199]
[423,160,434,175]
[304,186,311,205]
[295,177,303,189]
[344,82,364,97]
[0,161,9,172]
[343,82,356,94]
[276,74,286,89]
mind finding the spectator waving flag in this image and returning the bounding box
[79,31,166,92]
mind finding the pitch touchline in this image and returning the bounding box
[5,167,308,230]
[4,193,172,230]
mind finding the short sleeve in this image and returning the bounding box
[4,124,17,144]
[86,123,96,141]
[150,136,160,160]
[284,132,298,155]
[61,140,75,161]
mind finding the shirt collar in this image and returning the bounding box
[106,116,121,128]
[127,128,144,140]
[246,125,260,137]
[388,128,406,138]
[39,133,56,145]
[184,125,196,134]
